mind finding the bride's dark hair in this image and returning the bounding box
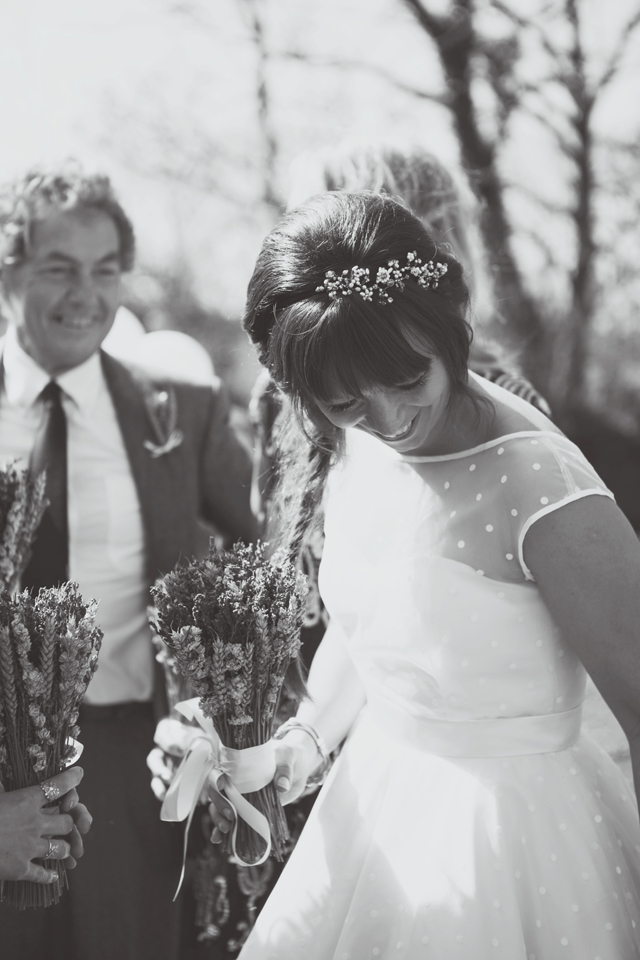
[243,191,474,564]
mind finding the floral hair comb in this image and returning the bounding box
[315,250,448,304]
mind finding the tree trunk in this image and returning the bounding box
[403,0,546,379]
[559,0,596,410]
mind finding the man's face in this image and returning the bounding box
[1,207,122,376]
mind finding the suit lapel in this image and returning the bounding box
[0,343,193,583]
[100,350,191,583]
[100,351,158,573]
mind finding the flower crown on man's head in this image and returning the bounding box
[315,250,448,305]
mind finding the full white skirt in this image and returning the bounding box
[240,710,640,960]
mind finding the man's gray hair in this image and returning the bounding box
[0,160,135,271]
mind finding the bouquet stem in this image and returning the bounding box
[1,865,68,910]
[220,782,289,865]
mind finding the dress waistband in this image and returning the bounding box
[366,696,582,758]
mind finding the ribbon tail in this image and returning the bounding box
[172,802,198,901]
[210,770,272,868]
[161,740,214,822]
[159,738,216,900]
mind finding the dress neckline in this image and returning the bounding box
[398,430,562,463]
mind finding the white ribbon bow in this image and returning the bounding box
[160,698,276,898]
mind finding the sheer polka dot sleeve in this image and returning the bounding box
[496,434,614,582]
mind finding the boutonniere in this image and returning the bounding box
[143,386,184,459]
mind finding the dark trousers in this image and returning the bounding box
[0,702,183,960]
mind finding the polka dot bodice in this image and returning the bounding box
[405,430,610,582]
[319,397,613,727]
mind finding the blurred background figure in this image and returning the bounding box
[287,140,490,319]
[101,304,146,354]
[104,307,216,385]
[286,140,550,411]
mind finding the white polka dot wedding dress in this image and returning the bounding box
[241,378,640,959]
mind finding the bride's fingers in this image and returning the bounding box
[274,759,294,794]
[208,801,235,834]
[275,774,306,807]
[147,747,173,784]
[150,776,168,802]
[207,774,235,833]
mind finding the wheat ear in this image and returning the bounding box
[0,625,18,724]
[40,616,57,702]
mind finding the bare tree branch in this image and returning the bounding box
[507,182,571,219]
[237,0,281,209]
[595,7,640,92]
[401,0,449,40]
[513,227,559,270]
[166,1,226,38]
[278,50,448,104]
[521,104,578,159]
[490,0,570,76]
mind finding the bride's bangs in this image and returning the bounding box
[295,298,433,407]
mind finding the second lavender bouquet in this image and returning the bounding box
[151,542,307,866]
[0,583,102,909]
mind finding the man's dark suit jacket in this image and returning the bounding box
[0,341,257,579]
[100,348,257,580]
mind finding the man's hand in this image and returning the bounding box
[59,782,92,869]
[0,766,92,883]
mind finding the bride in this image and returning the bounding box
[213,191,640,958]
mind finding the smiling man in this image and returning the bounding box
[0,165,257,960]
[3,201,125,374]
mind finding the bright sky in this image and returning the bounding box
[1,0,639,315]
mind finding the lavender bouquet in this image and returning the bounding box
[0,583,102,909]
[151,542,307,865]
[0,462,102,909]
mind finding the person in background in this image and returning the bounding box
[103,309,218,388]
[285,140,551,411]
[0,162,257,960]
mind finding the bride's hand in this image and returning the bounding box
[207,730,323,841]
[146,718,194,802]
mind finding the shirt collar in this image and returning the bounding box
[3,325,105,413]
[57,350,103,414]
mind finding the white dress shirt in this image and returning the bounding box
[0,327,153,704]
